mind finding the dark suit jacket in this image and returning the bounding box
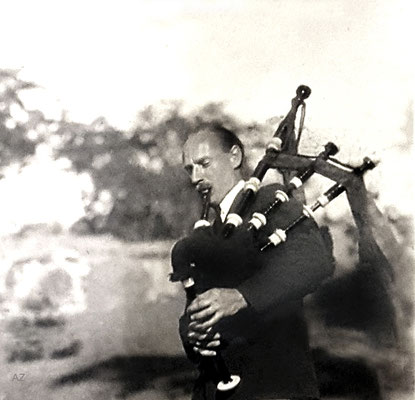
[179,183,335,399]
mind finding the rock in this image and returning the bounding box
[1,248,90,363]
[2,248,89,318]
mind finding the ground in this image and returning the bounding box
[0,230,412,399]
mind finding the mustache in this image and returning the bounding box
[195,181,212,194]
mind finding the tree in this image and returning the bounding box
[0,69,50,174]
[52,102,267,240]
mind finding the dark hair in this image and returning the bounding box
[194,122,245,164]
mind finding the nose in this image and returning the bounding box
[191,164,203,186]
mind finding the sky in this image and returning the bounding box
[0,0,413,231]
[2,1,412,133]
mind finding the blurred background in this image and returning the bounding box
[0,1,413,399]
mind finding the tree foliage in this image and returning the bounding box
[53,102,261,240]
[0,68,273,240]
[0,69,49,172]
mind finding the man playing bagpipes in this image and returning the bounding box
[173,123,336,400]
[171,85,389,399]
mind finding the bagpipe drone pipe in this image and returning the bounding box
[222,85,312,237]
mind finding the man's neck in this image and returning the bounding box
[212,172,243,207]
[218,179,245,222]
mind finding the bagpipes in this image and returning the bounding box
[222,85,312,237]
[170,85,383,393]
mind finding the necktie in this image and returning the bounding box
[210,203,223,233]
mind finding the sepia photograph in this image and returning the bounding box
[0,1,413,399]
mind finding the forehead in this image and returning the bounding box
[183,132,225,162]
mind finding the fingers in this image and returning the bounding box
[187,289,220,314]
[188,310,222,356]
[194,339,220,348]
[193,312,222,331]
[187,288,246,326]
[190,306,216,322]
[188,322,212,333]
[192,335,221,357]
[188,330,220,342]
[188,331,206,341]
[187,298,211,314]
[205,340,221,348]
[193,346,217,357]
[195,331,221,341]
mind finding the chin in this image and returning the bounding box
[210,195,220,205]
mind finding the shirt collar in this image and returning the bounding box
[219,180,245,222]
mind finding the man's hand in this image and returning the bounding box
[188,326,221,356]
[187,288,248,331]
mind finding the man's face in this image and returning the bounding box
[183,132,240,204]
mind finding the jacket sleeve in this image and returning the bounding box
[236,196,335,315]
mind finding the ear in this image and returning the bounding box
[229,145,243,169]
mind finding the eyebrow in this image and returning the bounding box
[183,156,210,169]
[194,156,210,164]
